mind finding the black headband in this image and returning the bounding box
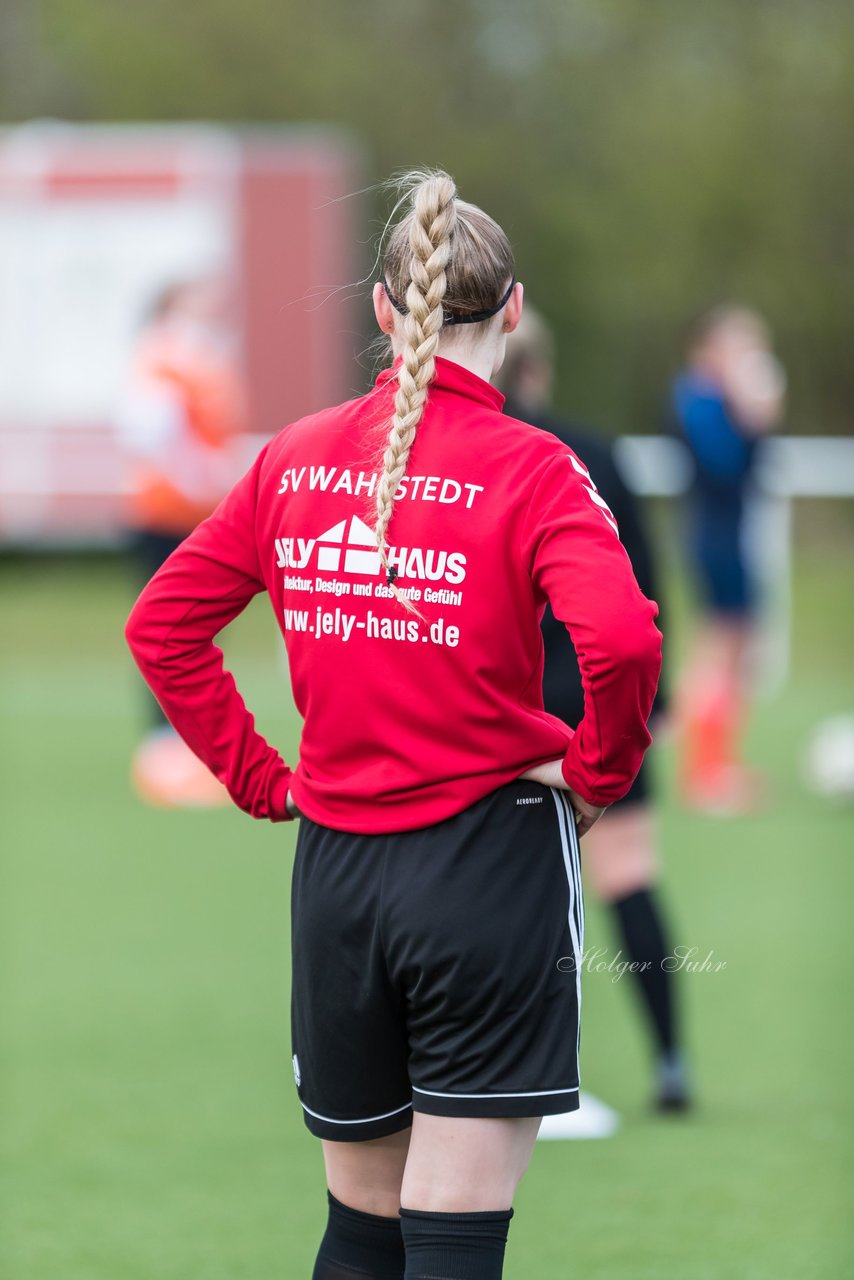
[382,277,516,327]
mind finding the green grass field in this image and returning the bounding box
[1,547,852,1279]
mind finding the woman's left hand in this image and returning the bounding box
[519,758,606,836]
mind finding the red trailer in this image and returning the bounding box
[0,123,361,542]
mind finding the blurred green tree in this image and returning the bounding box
[2,0,852,433]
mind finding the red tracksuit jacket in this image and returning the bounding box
[126,358,662,833]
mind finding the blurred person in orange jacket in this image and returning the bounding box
[117,276,246,808]
[671,306,785,815]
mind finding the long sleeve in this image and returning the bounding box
[522,450,663,806]
[125,447,293,822]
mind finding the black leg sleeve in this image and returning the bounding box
[400,1207,513,1280]
[611,887,678,1055]
[312,1192,405,1280]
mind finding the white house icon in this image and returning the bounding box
[316,516,382,575]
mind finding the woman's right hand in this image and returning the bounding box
[519,759,607,837]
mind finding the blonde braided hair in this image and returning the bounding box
[375,169,515,611]
[374,172,458,611]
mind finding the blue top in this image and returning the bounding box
[671,371,758,523]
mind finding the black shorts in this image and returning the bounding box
[290,780,584,1141]
[692,519,756,618]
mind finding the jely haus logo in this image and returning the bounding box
[275,516,467,585]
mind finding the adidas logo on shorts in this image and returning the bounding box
[516,796,544,805]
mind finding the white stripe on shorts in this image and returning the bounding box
[300,1100,413,1126]
[558,789,585,940]
[550,787,584,1067]
[412,1085,579,1100]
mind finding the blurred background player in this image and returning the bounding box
[671,306,786,814]
[500,308,691,1118]
[117,276,247,807]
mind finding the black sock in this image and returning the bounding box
[400,1207,513,1280]
[313,1191,405,1279]
[611,887,678,1056]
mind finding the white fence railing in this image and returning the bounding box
[614,435,854,499]
[1,429,851,687]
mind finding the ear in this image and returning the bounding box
[373,281,396,335]
[490,282,525,380]
[502,281,524,334]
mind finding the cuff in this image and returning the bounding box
[560,749,606,808]
[269,771,295,822]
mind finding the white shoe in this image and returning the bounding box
[537,1091,621,1141]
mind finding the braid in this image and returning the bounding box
[375,173,458,612]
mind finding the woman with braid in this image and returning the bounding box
[126,171,662,1280]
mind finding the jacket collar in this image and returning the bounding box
[375,356,505,412]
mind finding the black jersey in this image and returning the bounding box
[504,404,665,734]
